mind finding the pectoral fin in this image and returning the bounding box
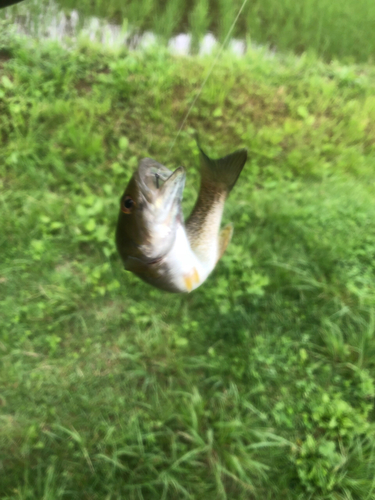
[218,223,233,261]
[183,267,200,292]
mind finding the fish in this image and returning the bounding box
[115,143,247,293]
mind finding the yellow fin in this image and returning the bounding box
[218,223,233,261]
[183,267,200,292]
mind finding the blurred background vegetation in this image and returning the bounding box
[3,0,375,61]
[52,0,375,61]
[1,1,375,499]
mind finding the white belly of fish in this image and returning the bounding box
[165,223,218,293]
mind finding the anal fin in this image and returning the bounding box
[218,223,233,261]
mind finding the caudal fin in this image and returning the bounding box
[198,144,247,194]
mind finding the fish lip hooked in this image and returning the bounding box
[136,163,186,205]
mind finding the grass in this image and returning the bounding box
[1,22,375,499]
[3,0,375,62]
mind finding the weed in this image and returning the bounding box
[1,25,375,500]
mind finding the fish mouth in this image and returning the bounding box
[136,159,186,205]
[129,161,186,264]
[136,159,174,202]
[155,165,186,214]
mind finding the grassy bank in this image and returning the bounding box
[3,0,375,62]
[1,28,375,499]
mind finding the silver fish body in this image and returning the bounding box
[116,145,247,293]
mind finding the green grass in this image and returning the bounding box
[1,24,375,499]
[3,0,375,62]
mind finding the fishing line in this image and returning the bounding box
[167,0,249,156]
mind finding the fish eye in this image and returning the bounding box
[121,196,135,214]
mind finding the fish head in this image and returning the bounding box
[115,158,186,269]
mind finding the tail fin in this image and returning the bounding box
[198,144,247,194]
